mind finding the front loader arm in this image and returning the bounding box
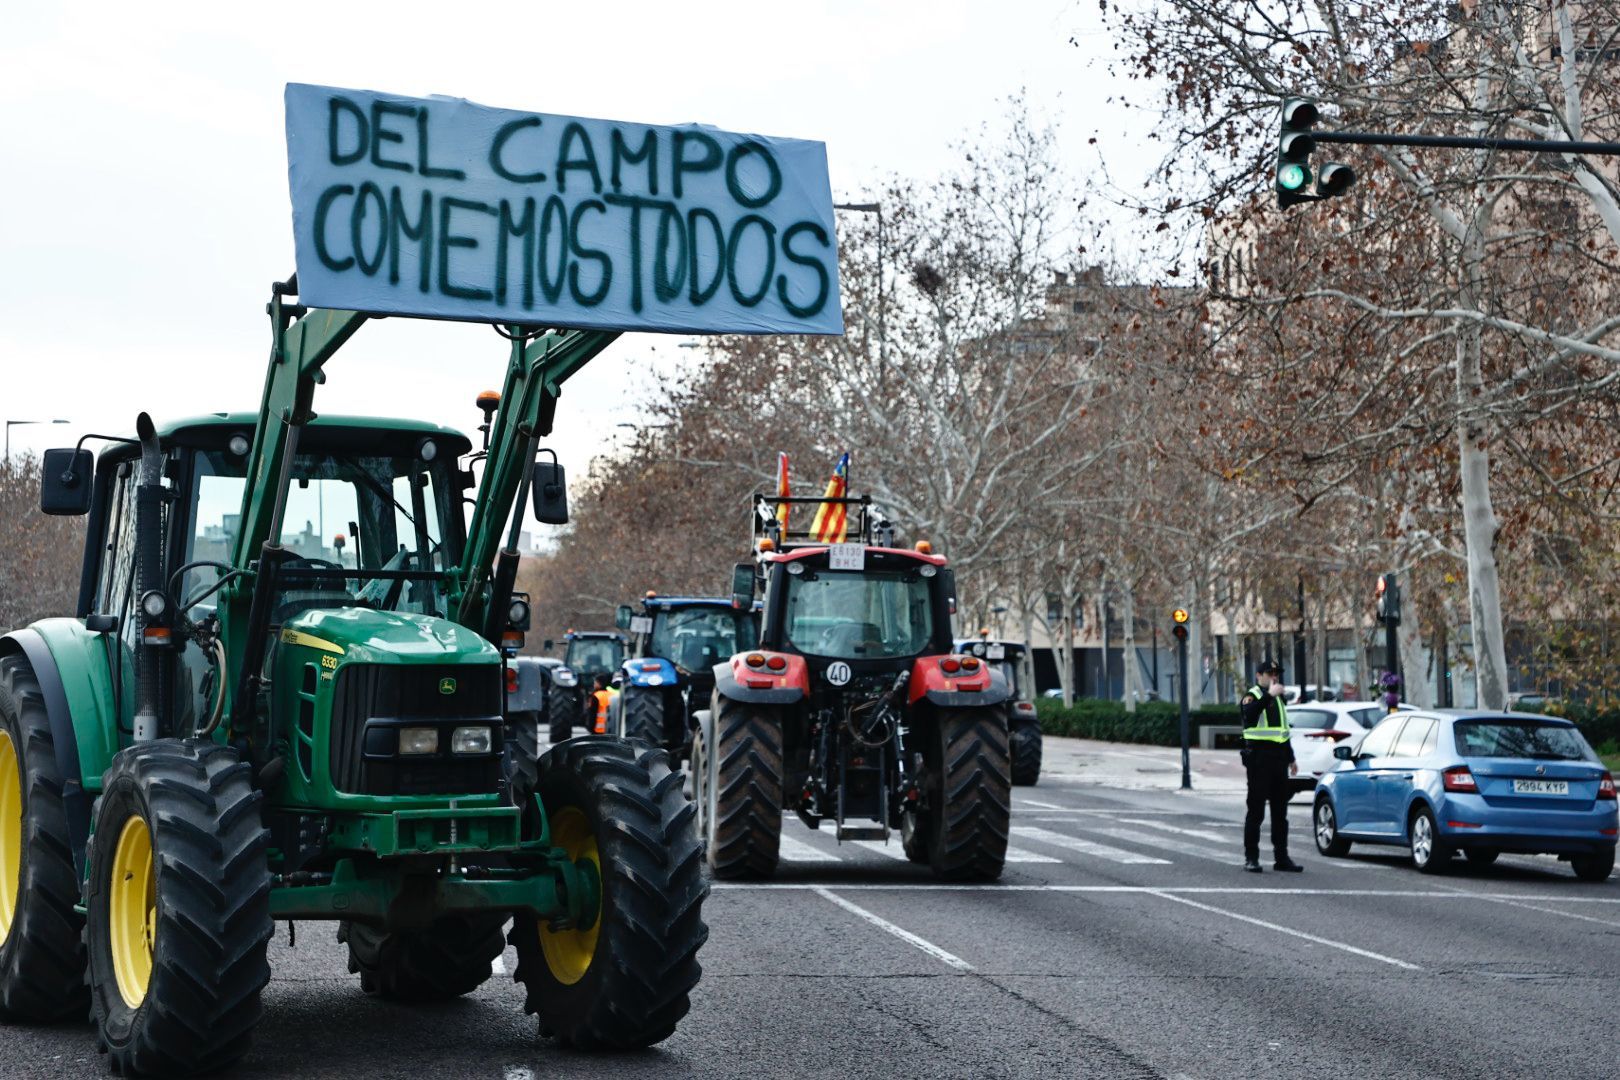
[452,326,620,631]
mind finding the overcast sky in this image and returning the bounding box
[0,0,1155,536]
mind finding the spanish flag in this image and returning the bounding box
[809,453,850,543]
[776,452,791,529]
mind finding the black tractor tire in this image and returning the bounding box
[620,687,666,749]
[510,737,707,1049]
[926,707,1010,882]
[547,687,579,745]
[1573,848,1615,883]
[85,740,271,1076]
[0,653,88,1021]
[900,808,931,864]
[338,914,506,1001]
[703,695,782,879]
[507,709,541,802]
[1009,719,1043,786]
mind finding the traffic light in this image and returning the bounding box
[1376,573,1401,624]
[1275,97,1356,210]
[1171,607,1189,641]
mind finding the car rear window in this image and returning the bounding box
[1289,709,1335,730]
[1453,721,1594,761]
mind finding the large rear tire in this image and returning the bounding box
[927,707,1010,882]
[0,653,88,1021]
[85,740,271,1076]
[547,687,579,745]
[620,686,666,749]
[1009,719,1043,786]
[338,914,506,1001]
[703,696,782,879]
[510,738,707,1049]
[507,709,541,802]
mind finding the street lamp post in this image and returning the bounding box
[4,419,69,462]
[832,202,885,378]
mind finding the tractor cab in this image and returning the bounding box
[562,630,627,685]
[609,595,758,755]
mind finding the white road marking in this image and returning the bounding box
[1003,845,1062,864]
[1016,798,1070,810]
[1478,894,1620,928]
[1119,818,1230,843]
[1016,808,1184,816]
[812,886,973,971]
[1012,826,1171,864]
[849,839,910,861]
[503,1067,534,1080]
[491,955,507,975]
[712,884,1620,903]
[1087,825,1233,863]
[1145,890,1423,970]
[778,833,842,862]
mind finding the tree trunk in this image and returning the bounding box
[1352,590,1370,703]
[1122,577,1139,713]
[1456,243,1511,710]
[1399,615,1432,708]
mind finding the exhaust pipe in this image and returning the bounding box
[132,412,165,742]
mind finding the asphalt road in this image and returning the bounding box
[4,738,1616,1079]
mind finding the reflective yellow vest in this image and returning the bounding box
[1243,685,1291,743]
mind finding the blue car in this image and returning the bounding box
[1312,710,1618,881]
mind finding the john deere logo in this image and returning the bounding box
[438,677,457,695]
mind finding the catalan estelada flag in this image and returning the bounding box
[809,453,850,543]
[776,452,791,529]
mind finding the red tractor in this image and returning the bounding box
[691,495,1012,882]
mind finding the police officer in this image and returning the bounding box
[1241,660,1303,873]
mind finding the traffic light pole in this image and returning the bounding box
[1176,628,1191,791]
[1312,129,1620,158]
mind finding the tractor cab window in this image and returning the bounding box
[783,568,932,660]
[182,448,454,623]
[989,656,1022,698]
[565,638,623,674]
[649,608,757,672]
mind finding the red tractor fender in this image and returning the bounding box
[712,651,810,705]
[907,654,1010,708]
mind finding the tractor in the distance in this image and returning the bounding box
[545,630,625,743]
[958,634,1042,785]
[610,594,758,758]
[691,494,1012,882]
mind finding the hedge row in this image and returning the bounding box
[1034,698,1241,746]
[1523,701,1620,749]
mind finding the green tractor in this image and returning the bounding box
[0,287,706,1073]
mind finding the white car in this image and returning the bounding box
[1284,683,1340,704]
[1288,701,1401,793]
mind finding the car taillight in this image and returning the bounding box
[765,655,787,671]
[1599,772,1616,800]
[1442,766,1478,793]
[1303,730,1349,740]
[940,657,961,674]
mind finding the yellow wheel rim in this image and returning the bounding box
[539,807,600,985]
[0,730,21,946]
[109,814,156,1009]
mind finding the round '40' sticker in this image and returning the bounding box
[825,662,852,686]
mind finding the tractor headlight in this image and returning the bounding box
[451,726,493,754]
[507,598,531,629]
[398,727,439,755]
[140,590,168,619]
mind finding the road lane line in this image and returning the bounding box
[778,833,842,862]
[1145,890,1423,970]
[1004,844,1062,863]
[811,886,973,971]
[848,840,910,861]
[1087,825,1233,863]
[1012,826,1171,864]
[711,882,1620,902]
[1118,819,1230,843]
[503,1068,534,1080]
[1477,895,1620,928]
[491,955,507,975]
[1016,798,1069,810]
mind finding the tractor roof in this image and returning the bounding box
[565,630,627,641]
[641,596,734,610]
[764,545,947,567]
[157,412,469,441]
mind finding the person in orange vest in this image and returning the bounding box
[589,674,615,735]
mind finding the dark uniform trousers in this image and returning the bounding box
[1243,745,1292,861]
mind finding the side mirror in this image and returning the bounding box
[731,563,756,609]
[40,448,93,516]
[1333,745,1354,761]
[615,604,634,631]
[531,459,568,525]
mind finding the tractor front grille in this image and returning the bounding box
[330,664,503,796]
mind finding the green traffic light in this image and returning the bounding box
[1278,163,1309,191]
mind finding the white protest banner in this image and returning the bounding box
[284,84,842,335]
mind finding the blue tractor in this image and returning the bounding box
[611,594,759,758]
